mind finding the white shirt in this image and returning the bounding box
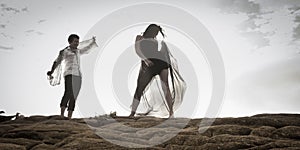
[54,40,97,77]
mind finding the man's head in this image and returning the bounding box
[68,34,80,49]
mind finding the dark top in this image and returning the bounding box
[139,38,170,70]
[140,39,169,60]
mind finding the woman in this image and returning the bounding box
[129,24,175,118]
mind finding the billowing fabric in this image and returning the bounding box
[137,41,187,117]
[48,38,98,86]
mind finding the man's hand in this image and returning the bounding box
[47,71,54,80]
[47,71,52,76]
[92,36,96,43]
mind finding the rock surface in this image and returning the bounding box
[0,114,299,149]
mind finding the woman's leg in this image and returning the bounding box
[129,66,154,117]
[159,69,173,117]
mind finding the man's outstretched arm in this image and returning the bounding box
[79,37,98,54]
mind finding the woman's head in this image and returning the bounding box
[143,24,165,38]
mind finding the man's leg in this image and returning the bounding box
[67,111,73,119]
[67,75,82,119]
[60,107,66,117]
[60,75,72,117]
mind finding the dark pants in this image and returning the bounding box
[60,75,82,111]
[134,59,169,101]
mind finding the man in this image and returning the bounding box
[47,34,97,119]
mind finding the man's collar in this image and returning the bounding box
[66,46,78,53]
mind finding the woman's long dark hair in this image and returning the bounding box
[142,24,165,38]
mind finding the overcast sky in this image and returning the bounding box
[1,0,299,118]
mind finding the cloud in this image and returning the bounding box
[238,13,271,29]
[1,6,20,14]
[1,33,13,39]
[288,6,300,14]
[258,0,300,9]
[25,29,44,36]
[25,30,34,33]
[0,45,13,51]
[209,0,300,49]
[292,13,300,41]
[38,19,46,23]
[208,0,261,14]
[36,31,43,35]
[289,6,300,42]
[0,3,27,14]
[207,0,269,48]
[240,31,270,48]
[21,7,28,12]
[0,2,29,42]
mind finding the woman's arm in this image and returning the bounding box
[135,35,153,66]
[135,35,146,59]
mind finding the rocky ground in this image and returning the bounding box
[0,114,299,149]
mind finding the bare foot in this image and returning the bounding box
[168,111,174,118]
[128,112,135,119]
[137,107,153,116]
